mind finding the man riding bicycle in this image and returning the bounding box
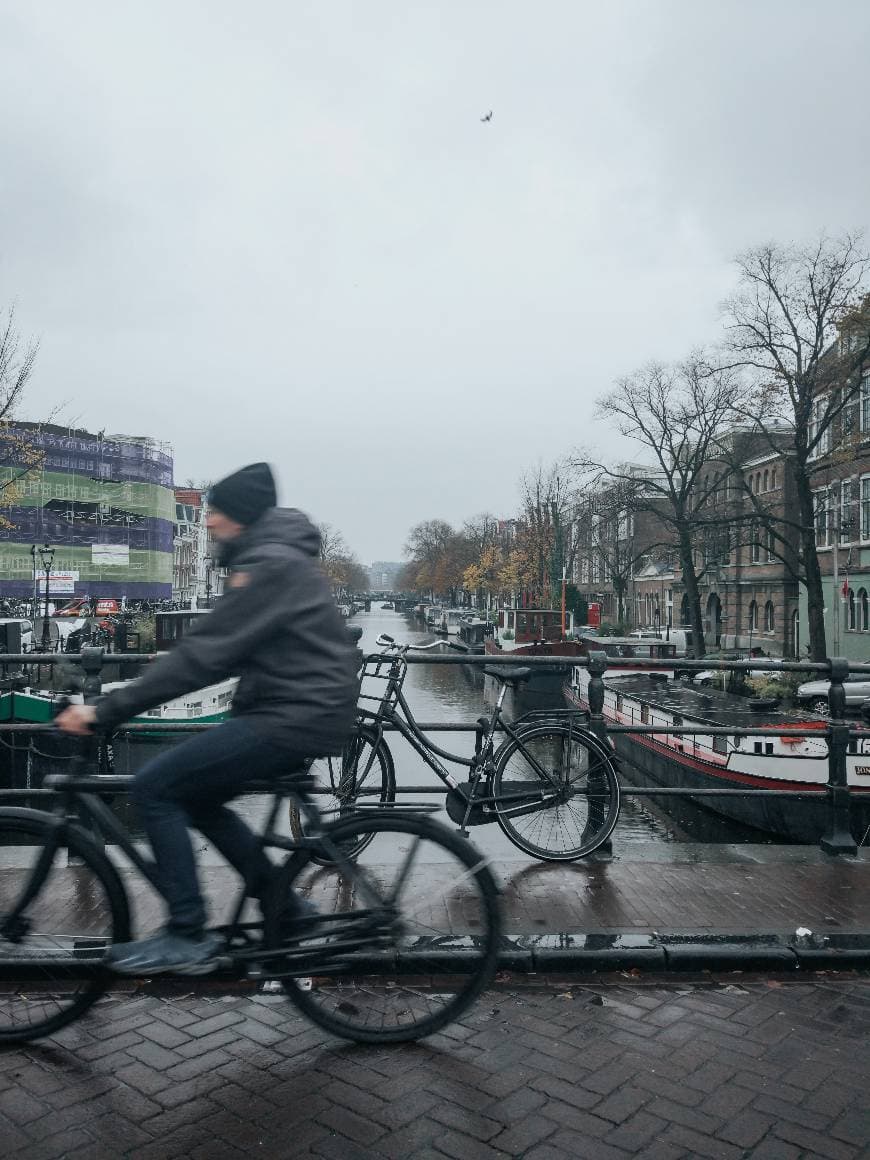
[57,463,359,975]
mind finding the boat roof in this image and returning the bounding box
[603,673,819,727]
[581,635,675,647]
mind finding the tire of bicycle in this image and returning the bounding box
[0,808,131,1044]
[287,730,396,864]
[270,812,502,1044]
[491,723,621,861]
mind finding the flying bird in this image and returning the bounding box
[481,110,493,122]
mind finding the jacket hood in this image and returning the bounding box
[218,507,321,565]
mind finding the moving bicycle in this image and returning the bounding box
[0,740,501,1045]
[291,633,621,862]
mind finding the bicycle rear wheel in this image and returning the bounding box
[288,730,395,863]
[492,724,620,860]
[0,811,129,1043]
[268,813,501,1043]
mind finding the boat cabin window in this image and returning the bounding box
[640,703,649,724]
[713,735,727,754]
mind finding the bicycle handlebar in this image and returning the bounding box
[374,634,448,653]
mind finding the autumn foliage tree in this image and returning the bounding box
[0,307,44,527]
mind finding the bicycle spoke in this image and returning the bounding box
[385,835,423,907]
[493,725,620,860]
[278,815,500,1043]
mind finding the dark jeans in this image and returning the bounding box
[131,718,304,937]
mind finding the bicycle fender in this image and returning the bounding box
[0,805,65,829]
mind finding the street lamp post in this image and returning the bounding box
[30,545,39,620]
[39,543,54,652]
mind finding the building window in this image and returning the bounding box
[748,601,758,631]
[750,526,761,563]
[841,479,854,543]
[848,588,856,631]
[861,588,869,631]
[815,488,829,547]
[766,529,776,562]
[763,469,769,491]
[771,468,777,490]
[764,601,774,632]
[862,478,870,541]
[861,374,870,433]
[809,395,832,458]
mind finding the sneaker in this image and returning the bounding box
[106,931,224,976]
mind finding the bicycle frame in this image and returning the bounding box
[355,650,592,829]
[1,773,395,977]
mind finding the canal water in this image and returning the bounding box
[352,608,780,850]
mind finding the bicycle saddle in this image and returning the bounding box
[482,665,532,684]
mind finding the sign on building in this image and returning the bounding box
[91,544,130,567]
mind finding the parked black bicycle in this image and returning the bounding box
[290,634,621,862]
[0,738,501,1045]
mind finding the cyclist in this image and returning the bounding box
[56,463,360,974]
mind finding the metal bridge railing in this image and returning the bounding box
[0,646,867,855]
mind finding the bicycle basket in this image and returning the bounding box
[357,654,405,717]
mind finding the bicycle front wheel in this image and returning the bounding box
[0,811,129,1043]
[270,813,501,1043]
[288,730,395,863]
[492,724,620,860]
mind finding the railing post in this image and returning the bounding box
[820,656,857,856]
[79,645,105,703]
[585,650,612,856]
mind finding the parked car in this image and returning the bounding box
[795,675,870,715]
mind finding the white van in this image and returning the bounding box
[630,626,693,655]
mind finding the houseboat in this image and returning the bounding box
[457,616,490,654]
[564,639,870,843]
[0,609,236,790]
[483,606,583,713]
[435,608,469,636]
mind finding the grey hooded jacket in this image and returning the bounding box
[93,509,360,754]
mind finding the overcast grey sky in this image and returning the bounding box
[2,1,869,563]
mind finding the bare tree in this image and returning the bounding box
[575,480,645,627]
[722,234,870,659]
[579,355,742,657]
[515,459,577,605]
[318,521,348,564]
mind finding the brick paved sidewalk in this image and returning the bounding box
[1,975,868,1158]
[129,846,870,942]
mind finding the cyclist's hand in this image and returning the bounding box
[56,705,98,735]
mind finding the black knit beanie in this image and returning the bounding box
[207,463,277,525]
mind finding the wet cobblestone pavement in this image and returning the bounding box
[1,975,869,1158]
